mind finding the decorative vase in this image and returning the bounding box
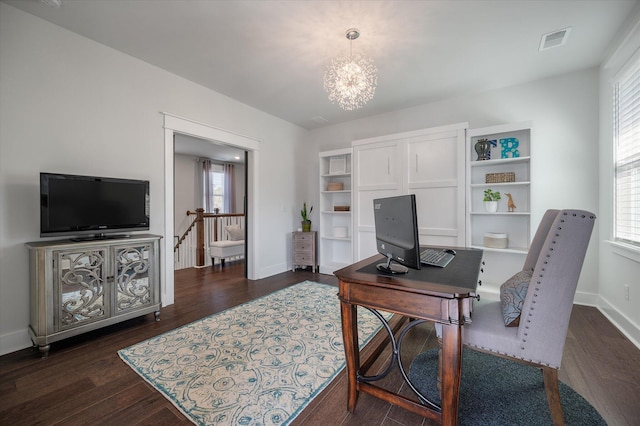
[301,220,311,232]
[484,201,498,213]
[475,138,491,161]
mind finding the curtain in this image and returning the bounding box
[224,163,235,213]
[202,159,215,212]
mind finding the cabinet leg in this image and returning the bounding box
[154,311,161,321]
[38,344,50,358]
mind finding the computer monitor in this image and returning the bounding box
[373,194,421,274]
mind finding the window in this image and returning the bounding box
[613,58,640,246]
[203,162,225,213]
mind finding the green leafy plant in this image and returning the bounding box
[483,189,501,202]
[301,202,313,222]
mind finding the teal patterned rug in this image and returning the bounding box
[118,281,389,425]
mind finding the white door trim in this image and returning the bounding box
[162,112,260,306]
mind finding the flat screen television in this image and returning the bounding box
[40,172,150,239]
[373,194,421,274]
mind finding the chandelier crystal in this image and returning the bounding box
[324,29,378,111]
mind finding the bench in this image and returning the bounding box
[210,239,244,266]
[210,224,245,266]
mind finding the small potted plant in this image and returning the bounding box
[301,202,313,232]
[483,189,501,212]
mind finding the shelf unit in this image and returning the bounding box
[467,123,531,287]
[319,148,353,274]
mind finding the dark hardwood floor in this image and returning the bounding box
[1,261,639,425]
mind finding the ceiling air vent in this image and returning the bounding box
[311,116,329,125]
[539,27,571,51]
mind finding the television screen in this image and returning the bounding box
[373,194,421,274]
[40,172,150,238]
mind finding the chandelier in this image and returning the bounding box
[324,28,378,111]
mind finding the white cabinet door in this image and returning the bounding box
[406,129,466,247]
[354,141,401,191]
[353,140,403,260]
[352,123,467,261]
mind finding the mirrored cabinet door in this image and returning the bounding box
[114,243,154,313]
[55,248,109,330]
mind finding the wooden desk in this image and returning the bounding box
[335,248,483,426]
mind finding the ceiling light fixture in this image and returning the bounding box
[324,28,378,111]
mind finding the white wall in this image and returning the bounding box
[598,4,640,346]
[174,154,246,238]
[174,154,200,236]
[306,68,601,300]
[0,4,306,355]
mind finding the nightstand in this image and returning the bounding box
[292,231,317,272]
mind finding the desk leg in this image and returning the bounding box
[440,323,462,426]
[340,301,360,412]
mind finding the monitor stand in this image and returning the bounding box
[376,256,408,274]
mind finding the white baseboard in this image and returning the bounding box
[574,290,601,306]
[259,262,289,280]
[0,328,31,356]
[597,295,640,350]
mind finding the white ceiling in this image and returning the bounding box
[174,133,246,163]
[5,0,637,133]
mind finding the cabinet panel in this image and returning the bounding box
[407,133,458,184]
[55,248,108,330]
[355,143,400,190]
[114,243,155,314]
[413,186,460,246]
[356,230,378,261]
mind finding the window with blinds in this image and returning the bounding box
[614,58,640,247]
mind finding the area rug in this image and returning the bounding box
[118,281,389,426]
[408,348,606,425]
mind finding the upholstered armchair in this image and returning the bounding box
[439,209,596,425]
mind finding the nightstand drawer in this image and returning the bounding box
[294,253,314,265]
[294,242,313,253]
[294,232,314,243]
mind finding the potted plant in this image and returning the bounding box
[483,189,501,212]
[301,202,313,232]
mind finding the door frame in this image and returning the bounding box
[162,112,260,306]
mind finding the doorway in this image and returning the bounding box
[174,133,248,273]
[162,113,260,306]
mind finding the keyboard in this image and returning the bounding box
[420,248,455,268]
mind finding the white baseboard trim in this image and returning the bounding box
[573,290,601,307]
[0,328,31,356]
[258,262,288,280]
[597,295,640,350]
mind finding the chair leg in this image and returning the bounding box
[542,366,565,426]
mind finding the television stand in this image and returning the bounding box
[376,256,409,274]
[25,234,162,357]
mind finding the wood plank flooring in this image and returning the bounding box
[1,261,639,425]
